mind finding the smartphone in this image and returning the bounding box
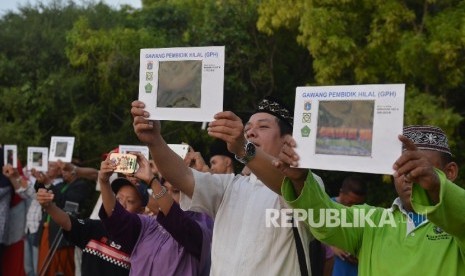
[168,144,189,159]
[109,153,137,174]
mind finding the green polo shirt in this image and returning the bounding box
[281,169,465,275]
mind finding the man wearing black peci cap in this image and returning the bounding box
[208,139,235,174]
[132,97,323,275]
[276,125,464,275]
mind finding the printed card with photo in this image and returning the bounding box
[49,136,75,162]
[139,46,225,122]
[109,153,137,174]
[27,147,49,172]
[292,84,405,175]
[119,145,150,160]
[4,145,18,168]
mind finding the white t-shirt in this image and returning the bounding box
[181,169,316,275]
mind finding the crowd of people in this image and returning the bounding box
[0,97,463,275]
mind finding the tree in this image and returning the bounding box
[0,1,90,160]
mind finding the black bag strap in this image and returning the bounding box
[309,239,324,276]
[292,217,309,276]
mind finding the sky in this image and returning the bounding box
[0,0,142,15]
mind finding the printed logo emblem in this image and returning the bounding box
[433,226,443,234]
[426,225,450,241]
[302,113,311,123]
[301,125,311,137]
[147,61,153,70]
[145,83,153,93]
[304,101,312,111]
[146,72,153,81]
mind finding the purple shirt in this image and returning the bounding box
[99,202,212,276]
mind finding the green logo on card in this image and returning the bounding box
[301,125,311,137]
[145,83,153,93]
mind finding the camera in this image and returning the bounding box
[109,153,137,174]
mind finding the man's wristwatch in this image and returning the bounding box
[235,141,257,164]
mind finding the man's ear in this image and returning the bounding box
[444,162,458,181]
[225,156,232,167]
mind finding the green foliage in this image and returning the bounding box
[0,2,90,160]
[257,0,303,35]
[404,89,463,146]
